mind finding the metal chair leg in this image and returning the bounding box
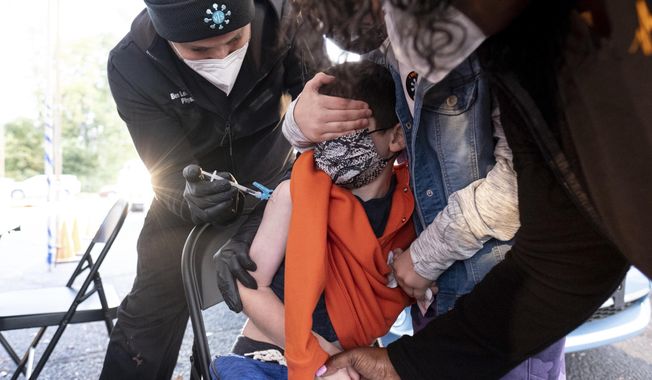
[94,274,114,335]
[103,314,115,335]
[190,342,202,379]
[28,322,71,380]
[10,327,46,380]
[0,333,25,375]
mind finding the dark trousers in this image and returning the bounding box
[100,206,194,380]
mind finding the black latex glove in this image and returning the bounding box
[183,164,244,226]
[214,202,265,312]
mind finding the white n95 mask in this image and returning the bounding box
[172,42,249,96]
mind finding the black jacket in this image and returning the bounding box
[388,4,651,379]
[108,0,308,228]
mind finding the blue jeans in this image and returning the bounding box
[211,355,287,380]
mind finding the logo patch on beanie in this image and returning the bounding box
[204,3,231,30]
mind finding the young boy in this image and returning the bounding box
[213,61,416,380]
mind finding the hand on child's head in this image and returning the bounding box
[295,72,371,143]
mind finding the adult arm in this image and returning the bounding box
[282,97,315,151]
[388,239,627,379]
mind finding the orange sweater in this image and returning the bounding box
[284,151,416,379]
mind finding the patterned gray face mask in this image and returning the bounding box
[314,129,394,189]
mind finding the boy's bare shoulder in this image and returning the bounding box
[269,179,291,203]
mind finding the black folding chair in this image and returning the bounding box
[181,218,246,380]
[0,199,128,379]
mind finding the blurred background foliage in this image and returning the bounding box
[2,35,137,191]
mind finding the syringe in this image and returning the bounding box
[200,170,272,200]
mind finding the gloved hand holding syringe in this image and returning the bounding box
[199,169,274,200]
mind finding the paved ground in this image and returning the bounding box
[0,197,650,379]
[566,325,652,380]
[0,198,244,379]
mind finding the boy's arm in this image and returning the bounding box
[238,180,293,348]
[238,180,343,356]
[408,104,519,282]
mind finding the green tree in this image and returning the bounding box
[58,35,137,191]
[3,34,137,191]
[3,118,44,180]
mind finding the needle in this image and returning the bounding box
[200,170,264,199]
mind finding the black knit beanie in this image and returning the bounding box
[144,0,255,42]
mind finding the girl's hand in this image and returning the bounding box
[313,334,361,379]
[390,248,437,301]
[316,366,360,380]
[313,332,342,356]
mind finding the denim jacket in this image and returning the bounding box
[384,53,515,314]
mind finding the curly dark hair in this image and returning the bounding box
[288,0,575,124]
[288,0,455,69]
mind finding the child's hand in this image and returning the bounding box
[313,332,342,356]
[312,334,360,379]
[390,248,437,302]
[316,366,360,380]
